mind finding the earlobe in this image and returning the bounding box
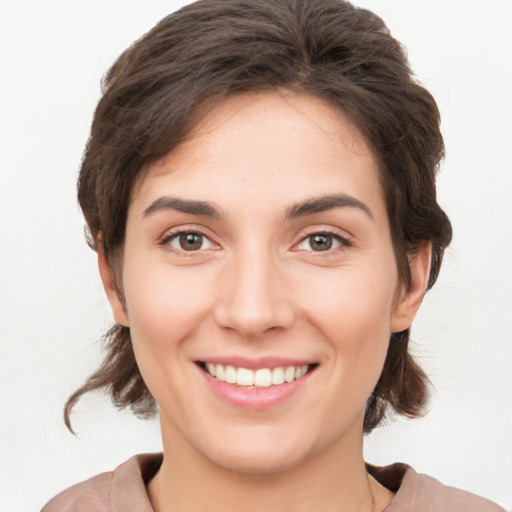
[98,251,129,327]
[391,244,431,333]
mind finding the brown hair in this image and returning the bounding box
[65,0,452,433]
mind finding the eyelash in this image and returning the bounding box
[160,228,352,255]
[294,230,352,253]
[160,228,218,255]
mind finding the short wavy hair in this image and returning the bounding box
[65,0,452,433]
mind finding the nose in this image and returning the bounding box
[213,249,295,339]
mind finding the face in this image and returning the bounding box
[102,92,425,473]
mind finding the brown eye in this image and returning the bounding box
[309,234,333,251]
[166,231,216,252]
[179,233,203,251]
[295,232,346,252]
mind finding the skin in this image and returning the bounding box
[100,92,430,512]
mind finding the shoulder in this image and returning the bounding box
[403,469,507,512]
[41,453,162,512]
[371,463,507,512]
[41,471,113,512]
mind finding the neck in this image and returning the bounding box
[148,423,393,512]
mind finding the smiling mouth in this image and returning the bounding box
[197,362,318,388]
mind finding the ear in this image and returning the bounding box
[98,251,129,327]
[391,243,431,333]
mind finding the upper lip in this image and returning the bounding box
[196,356,316,370]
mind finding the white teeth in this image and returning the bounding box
[254,368,272,387]
[205,363,311,387]
[284,366,295,383]
[206,363,216,377]
[237,367,254,386]
[225,365,237,384]
[215,363,225,381]
[271,367,285,385]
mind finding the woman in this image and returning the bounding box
[41,0,505,510]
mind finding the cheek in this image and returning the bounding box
[299,263,398,333]
[298,265,397,382]
[120,262,215,386]
[120,271,213,419]
[124,258,213,332]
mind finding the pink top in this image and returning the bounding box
[41,453,506,511]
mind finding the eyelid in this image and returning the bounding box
[292,228,353,252]
[159,226,221,254]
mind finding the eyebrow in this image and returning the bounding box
[142,193,373,221]
[284,194,374,220]
[143,196,224,218]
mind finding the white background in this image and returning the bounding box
[0,1,511,510]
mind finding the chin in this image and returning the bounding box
[195,424,320,476]
[209,446,307,475]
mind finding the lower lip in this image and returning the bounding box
[200,367,314,409]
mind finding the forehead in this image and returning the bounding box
[152,92,371,170]
[130,92,385,224]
